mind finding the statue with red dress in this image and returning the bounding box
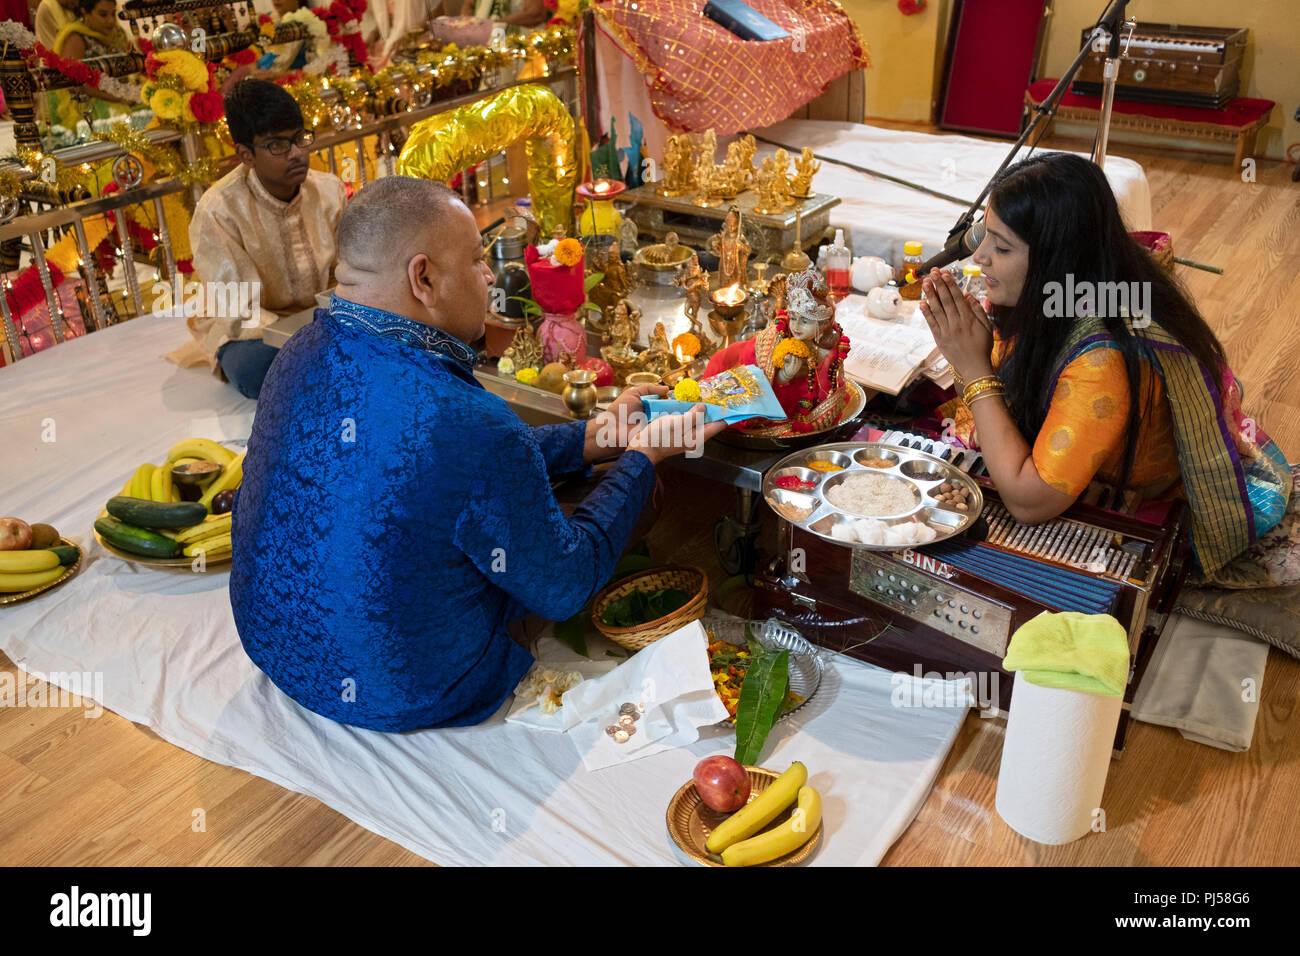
[703,267,852,433]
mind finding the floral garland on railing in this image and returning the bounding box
[136,41,225,129]
[31,43,104,89]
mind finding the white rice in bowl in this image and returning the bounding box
[826,473,919,517]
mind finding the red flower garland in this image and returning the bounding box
[32,43,102,89]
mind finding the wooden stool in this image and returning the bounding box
[1025,80,1275,170]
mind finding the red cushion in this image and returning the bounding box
[1027,79,1274,128]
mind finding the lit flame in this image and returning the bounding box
[594,180,610,194]
[674,345,684,363]
[713,283,745,306]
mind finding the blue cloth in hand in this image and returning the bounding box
[641,364,786,424]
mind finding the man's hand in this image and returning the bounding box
[628,404,727,465]
[583,384,665,462]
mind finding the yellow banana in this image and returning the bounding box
[184,533,231,557]
[705,761,807,854]
[128,463,155,500]
[0,565,66,592]
[119,476,132,495]
[150,465,167,503]
[174,457,200,467]
[170,487,181,502]
[166,438,235,466]
[721,785,822,867]
[0,549,61,573]
[199,452,244,511]
[171,513,232,545]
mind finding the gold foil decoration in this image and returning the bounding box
[396,84,576,234]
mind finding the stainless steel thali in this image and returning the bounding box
[760,441,984,550]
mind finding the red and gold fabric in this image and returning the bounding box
[590,0,869,134]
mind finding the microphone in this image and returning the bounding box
[916,219,986,274]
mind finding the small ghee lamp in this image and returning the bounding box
[575,178,626,238]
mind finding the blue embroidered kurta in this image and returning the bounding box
[230,295,658,731]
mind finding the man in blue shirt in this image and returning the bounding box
[230,176,723,731]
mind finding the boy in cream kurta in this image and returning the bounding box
[168,79,347,398]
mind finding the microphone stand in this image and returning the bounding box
[936,0,1134,253]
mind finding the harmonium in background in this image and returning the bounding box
[754,433,1192,750]
[1073,21,1249,109]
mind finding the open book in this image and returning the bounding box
[834,294,948,395]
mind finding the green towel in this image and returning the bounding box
[1001,612,1129,698]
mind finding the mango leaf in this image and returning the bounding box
[553,611,591,658]
[583,271,605,292]
[733,648,789,765]
[743,622,763,659]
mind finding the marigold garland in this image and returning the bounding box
[553,238,583,266]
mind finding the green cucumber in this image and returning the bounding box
[94,516,181,558]
[49,545,79,566]
[105,496,208,529]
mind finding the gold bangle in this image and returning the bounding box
[966,388,1005,408]
[963,379,1004,405]
[952,370,966,394]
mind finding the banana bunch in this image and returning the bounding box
[0,548,76,593]
[160,513,233,561]
[116,439,243,513]
[705,762,823,866]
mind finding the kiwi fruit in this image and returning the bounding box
[29,523,60,549]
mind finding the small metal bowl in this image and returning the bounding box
[171,460,222,486]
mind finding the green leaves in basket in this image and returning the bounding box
[733,648,790,766]
[599,587,689,629]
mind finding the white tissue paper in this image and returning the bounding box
[561,621,730,772]
[505,657,616,732]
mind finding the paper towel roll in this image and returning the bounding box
[995,674,1122,845]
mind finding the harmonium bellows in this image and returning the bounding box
[1073,22,1249,109]
[755,468,1190,745]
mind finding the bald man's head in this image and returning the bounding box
[334,176,495,344]
[336,176,461,274]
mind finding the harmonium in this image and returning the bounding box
[1073,21,1248,109]
[753,433,1191,750]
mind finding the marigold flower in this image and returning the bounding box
[671,332,701,359]
[673,378,701,402]
[515,367,539,385]
[553,238,583,267]
[772,336,812,367]
[149,88,183,121]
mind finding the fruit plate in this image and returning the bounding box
[665,766,822,867]
[93,511,231,569]
[0,538,83,607]
[704,616,823,726]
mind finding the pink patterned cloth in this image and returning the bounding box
[590,0,869,134]
[538,311,586,365]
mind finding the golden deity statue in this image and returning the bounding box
[503,322,543,372]
[675,251,711,338]
[658,134,695,196]
[737,134,757,179]
[752,157,785,215]
[789,146,821,198]
[639,321,675,377]
[771,149,793,208]
[710,204,752,288]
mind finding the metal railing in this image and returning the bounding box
[0,65,578,365]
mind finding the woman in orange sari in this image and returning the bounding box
[920,153,1290,584]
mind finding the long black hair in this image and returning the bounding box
[987,152,1227,491]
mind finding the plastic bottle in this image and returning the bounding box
[961,264,989,310]
[824,229,851,300]
[900,241,923,284]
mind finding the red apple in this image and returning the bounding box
[693,755,751,812]
[0,518,32,551]
[578,357,613,388]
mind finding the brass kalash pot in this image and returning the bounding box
[562,369,599,419]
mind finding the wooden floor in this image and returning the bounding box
[2,140,1297,866]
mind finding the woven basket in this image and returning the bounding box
[591,565,709,651]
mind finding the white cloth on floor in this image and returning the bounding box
[1130,612,1268,752]
[0,314,969,865]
